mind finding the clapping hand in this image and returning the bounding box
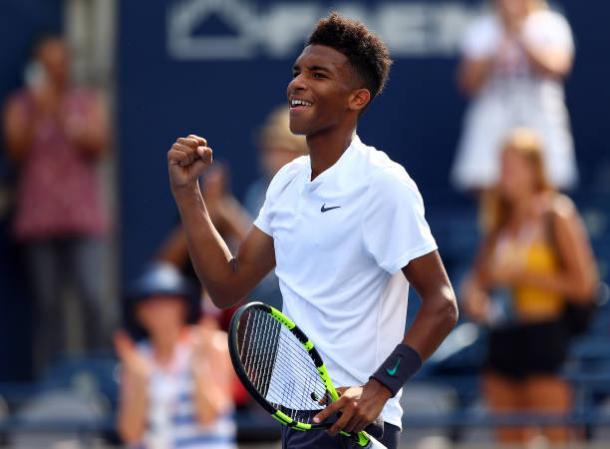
[114,330,153,383]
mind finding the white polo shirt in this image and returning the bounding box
[254,135,437,428]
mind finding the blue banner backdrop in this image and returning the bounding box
[117,0,610,282]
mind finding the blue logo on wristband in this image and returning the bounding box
[386,358,401,376]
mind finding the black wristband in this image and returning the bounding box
[370,343,422,397]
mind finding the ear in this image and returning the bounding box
[348,88,371,112]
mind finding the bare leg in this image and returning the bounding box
[483,371,530,444]
[524,375,572,445]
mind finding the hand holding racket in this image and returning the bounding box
[228,302,389,448]
[313,381,392,438]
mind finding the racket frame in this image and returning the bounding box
[229,302,371,447]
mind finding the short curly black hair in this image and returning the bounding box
[307,12,392,100]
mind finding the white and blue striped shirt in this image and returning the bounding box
[133,338,237,449]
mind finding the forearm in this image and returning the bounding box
[475,271,496,292]
[5,135,31,164]
[404,289,459,360]
[458,58,494,96]
[156,227,190,267]
[173,184,245,307]
[73,128,106,157]
[117,383,149,444]
[523,44,572,78]
[71,96,108,158]
[193,374,230,425]
[4,106,33,164]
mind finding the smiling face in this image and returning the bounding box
[287,45,369,137]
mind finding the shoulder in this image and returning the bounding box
[539,192,578,226]
[523,9,573,45]
[463,14,500,41]
[549,193,578,219]
[363,147,421,199]
[266,155,308,195]
[460,12,502,58]
[276,154,309,175]
[354,144,426,215]
[526,9,571,29]
[466,13,500,36]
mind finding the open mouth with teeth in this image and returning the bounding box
[289,99,313,110]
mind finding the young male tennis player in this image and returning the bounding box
[167,12,458,449]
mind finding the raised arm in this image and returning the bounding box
[67,92,109,158]
[114,332,151,445]
[460,235,496,324]
[457,57,495,96]
[168,135,275,308]
[519,15,574,79]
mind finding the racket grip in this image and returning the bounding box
[363,433,388,449]
[363,416,384,439]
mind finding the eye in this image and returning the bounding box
[313,72,326,79]
[292,71,300,79]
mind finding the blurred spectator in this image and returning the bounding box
[461,128,598,445]
[2,33,110,372]
[158,162,249,271]
[452,0,577,193]
[244,105,308,216]
[243,106,308,309]
[116,263,236,449]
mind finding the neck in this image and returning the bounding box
[306,121,356,180]
[498,7,529,30]
[509,194,534,226]
[151,327,182,365]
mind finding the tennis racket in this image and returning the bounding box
[228,302,387,448]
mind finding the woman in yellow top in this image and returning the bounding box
[462,128,598,445]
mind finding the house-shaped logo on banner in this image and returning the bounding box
[167,0,258,60]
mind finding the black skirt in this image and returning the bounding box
[485,319,570,380]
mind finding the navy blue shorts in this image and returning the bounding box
[281,423,400,449]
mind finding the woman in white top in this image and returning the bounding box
[116,264,237,449]
[452,0,577,192]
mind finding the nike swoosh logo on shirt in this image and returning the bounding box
[321,204,341,213]
[386,358,401,376]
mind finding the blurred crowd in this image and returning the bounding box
[0,0,608,448]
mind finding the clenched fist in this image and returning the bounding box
[167,134,213,192]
